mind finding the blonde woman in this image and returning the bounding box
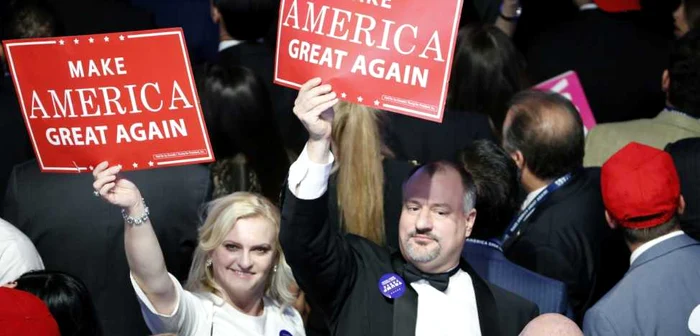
[92,162,304,336]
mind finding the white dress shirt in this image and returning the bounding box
[287,145,482,336]
[579,3,598,11]
[218,40,243,52]
[629,230,684,265]
[521,185,546,211]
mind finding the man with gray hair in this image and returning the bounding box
[280,78,538,336]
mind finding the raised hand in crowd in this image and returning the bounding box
[92,162,176,315]
[293,77,338,163]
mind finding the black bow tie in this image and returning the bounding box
[403,263,460,292]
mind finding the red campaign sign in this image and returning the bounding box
[2,28,214,173]
[274,0,464,123]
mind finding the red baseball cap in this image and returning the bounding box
[594,0,641,12]
[0,287,60,336]
[601,142,681,229]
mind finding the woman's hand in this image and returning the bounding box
[92,161,143,213]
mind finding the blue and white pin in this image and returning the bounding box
[378,273,406,299]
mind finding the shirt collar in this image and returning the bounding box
[521,185,546,211]
[629,230,684,265]
[218,39,243,52]
[579,3,599,11]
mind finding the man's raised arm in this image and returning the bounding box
[279,78,356,323]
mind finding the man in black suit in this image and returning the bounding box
[281,78,538,336]
[0,0,55,214]
[665,137,700,241]
[211,0,306,154]
[501,90,628,323]
[525,0,669,123]
[3,161,211,336]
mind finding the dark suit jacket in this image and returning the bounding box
[503,168,628,323]
[383,109,497,164]
[3,160,211,336]
[0,76,33,215]
[463,240,570,315]
[46,0,155,35]
[666,137,700,241]
[280,190,538,336]
[525,9,668,123]
[217,43,306,154]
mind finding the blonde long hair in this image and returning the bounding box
[331,102,387,245]
[185,192,296,306]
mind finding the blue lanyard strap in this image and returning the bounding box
[498,172,575,245]
[465,238,503,253]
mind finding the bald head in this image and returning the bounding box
[520,314,583,336]
[503,90,584,180]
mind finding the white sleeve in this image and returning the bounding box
[0,237,44,285]
[131,273,208,335]
[287,144,334,200]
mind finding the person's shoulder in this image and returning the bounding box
[488,283,539,329]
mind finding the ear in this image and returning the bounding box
[604,210,617,229]
[463,208,477,238]
[510,150,525,170]
[210,1,221,24]
[662,69,670,93]
[678,195,686,216]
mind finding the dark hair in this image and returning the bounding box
[668,28,700,117]
[14,270,102,336]
[404,161,477,213]
[1,0,60,41]
[460,140,520,240]
[197,63,288,201]
[503,90,584,180]
[446,24,528,133]
[213,0,277,41]
[684,0,700,31]
[622,216,680,244]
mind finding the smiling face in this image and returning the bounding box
[399,165,476,273]
[209,216,277,299]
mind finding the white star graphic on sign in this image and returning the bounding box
[58,39,65,45]
[104,36,110,42]
[119,35,125,41]
[357,96,364,103]
[148,161,154,167]
[374,100,380,106]
[88,37,94,43]
[341,92,347,99]
[73,38,79,44]
[89,165,94,171]
[132,162,138,168]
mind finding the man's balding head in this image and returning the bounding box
[503,90,584,181]
[520,313,583,336]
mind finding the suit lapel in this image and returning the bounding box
[391,253,418,336]
[460,259,501,336]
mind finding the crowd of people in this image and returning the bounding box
[1,0,700,335]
